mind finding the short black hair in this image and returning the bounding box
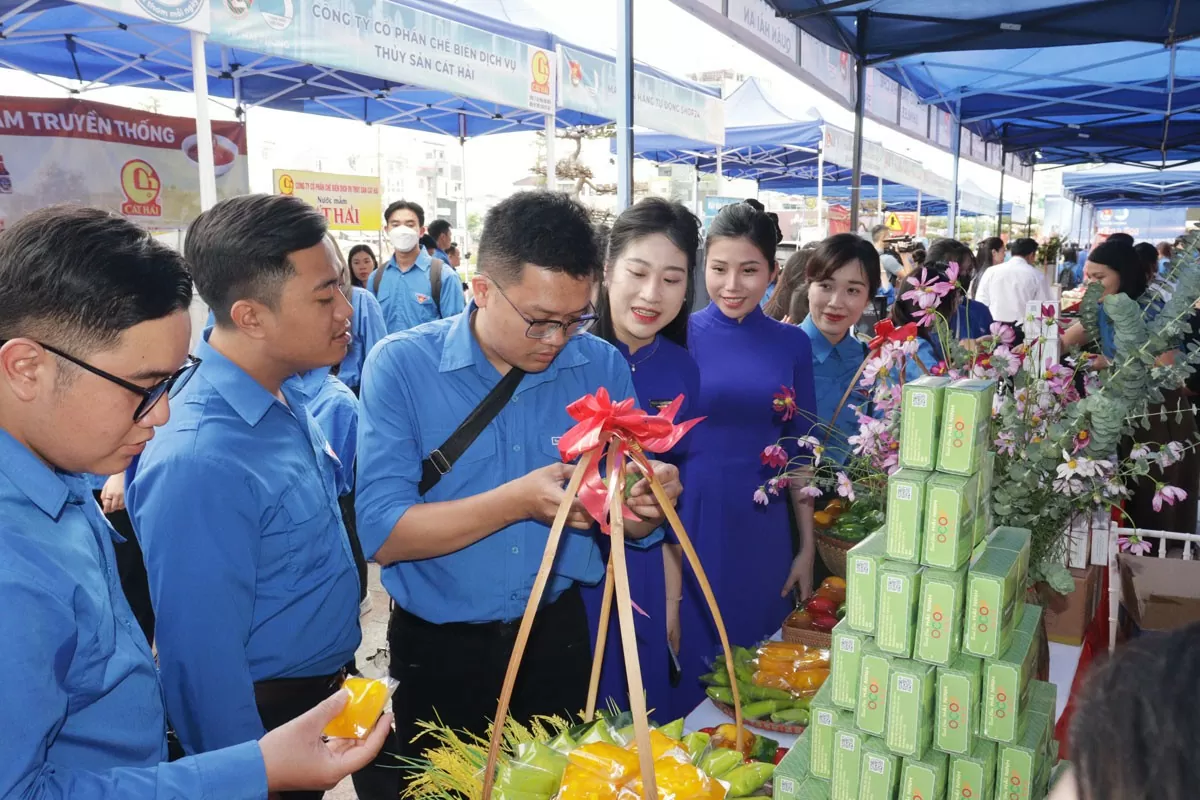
[0,205,192,354]
[347,244,378,289]
[1011,237,1039,258]
[1134,241,1160,281]
[186,194,327,326]
[926,238,978,285]
[595,197,700,347]
[706,202,780,270]
[427,218,452,240]
[445,244,460,257]
[384,200,425,227]
[419,234,438,252]
[476,191,601,283]
[1106,232,1134,246]
[1090,239,1149,298]
[743,198,765,212]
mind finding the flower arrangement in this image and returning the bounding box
[759,240,1200,594]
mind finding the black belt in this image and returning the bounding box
[253,665,349,708]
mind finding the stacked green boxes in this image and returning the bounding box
[797,380,1059,800]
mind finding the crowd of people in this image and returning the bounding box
[0,189,1193,799]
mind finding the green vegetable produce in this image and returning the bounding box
[706,686,735,704]
[749,733,781,764]
[723,762,777,797]
[681,732,710,762]
[741,699,787,720]
[576,718,615,745]
[658,718,685,740]
[699,747,744,778]
[546,731,576,755]
[737,682,793,702]
[699,669,731,687]
[770,707,811,725]
[731,648,757,686]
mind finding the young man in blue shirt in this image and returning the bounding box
[427,217,453,265]
[127,195,396,799]
[373,200,466,332]
[0,205,390,799]
[356,191,684,779]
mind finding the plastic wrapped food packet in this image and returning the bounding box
[566,742,642,784]
[495,742,568,797]
[556,763,620,800]
[615,757,728,800]
[321,676,397,739]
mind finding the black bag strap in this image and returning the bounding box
[371,265,383,296]
[429,258,444,319]
[419,367,526,496]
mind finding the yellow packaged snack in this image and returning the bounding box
[624,729,689,764]
[567,742,642,784]
[321,676,395,739]
[616,757,727,800]
[556,762,620,800]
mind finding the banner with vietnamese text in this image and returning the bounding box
[274,169,381,231]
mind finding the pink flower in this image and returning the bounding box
[945,261,960,285]
[798,485,822,499]
[1161,441,1186,467]
[1072,430,1091,454]
[773,386,798,421]
[1119,535,1153,556]
[995,431,1017,457]
[902,268,952,311]
[836,472,855,502]
[990,345,1022,377]
[1152,484,1188,512]
[753,487,770,506]
[914,307,940,328]
[761,444,788,468]
[989,322,1016,347]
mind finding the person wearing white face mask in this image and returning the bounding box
[370,200,466,333]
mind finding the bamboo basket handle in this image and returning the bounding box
[821,353,874,449]
[480,448,597,798]
[641,465,745,751]
[606,446,658,799]
[584,553,615,722]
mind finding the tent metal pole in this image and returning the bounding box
[849,11,868,233]
[996,162,1005,237]
[693,162,701,218]
[716,148,723,193]
[616,0,634,211]
[459,114,469,254]
[877,173,884,228]
[544,113,556,191]
[816,131,825,236]
[1026,162,1036,237]
[915,188,922,236]
[190,30,217,211]
[948,99,961,238]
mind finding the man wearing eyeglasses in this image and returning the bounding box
[0,205,391,798]
[126,195,392,799]
[356,191,685,776]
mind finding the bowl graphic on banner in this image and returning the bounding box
[120,159,163,218]
[181,133,240,177]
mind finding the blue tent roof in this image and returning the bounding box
[1062,169,1200,207]
[0,0,712,139]
[769,181,1013,217]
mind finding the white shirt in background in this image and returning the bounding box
[975,255,1053,325]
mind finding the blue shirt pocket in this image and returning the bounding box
[276,485,336,590]
[423,427,498,501]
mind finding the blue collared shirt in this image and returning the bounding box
[127,334,360,755]
[374,249,467,333]
[952,298,994,340]
[801,316,868,462]
[339,287,387,391]
[301,368,360,497]
[356,303,659,624]
[0,429,266,799]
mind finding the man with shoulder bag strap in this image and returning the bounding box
[371,200,463,333]
[356,191,685,788]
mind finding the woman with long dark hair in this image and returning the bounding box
[348,244,378,289]
[973,236,1005,297]
[680,202,819,708]
[587,197,701,719]
[763,248,812,322]
[929,238,994,341]
[1061,239,1149,361]
[891,261,960,381]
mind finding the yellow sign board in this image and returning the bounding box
[273,169,381,231]
[886,212,903,231]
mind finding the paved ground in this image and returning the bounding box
[329,563,392,800]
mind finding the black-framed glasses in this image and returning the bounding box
[490,280,597,340]
[1,340,201,422]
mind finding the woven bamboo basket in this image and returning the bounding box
[711,699,807,735]
[816,530,856,578]
[781,621,833,649]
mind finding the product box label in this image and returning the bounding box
[830,726,865,800]
[774,728,813,799]
[887,468,932,563]
[937,379,996,476]
[964,548,1024,658]
[916,565,968,667]
[936,653,984,755]
[948,740,997,800]
[856,643,893,736]
[885,660,936,759]
[997,712,1051,800]
[923,471,981,570]
[877,561,924,657]
[984,527,1032,593]
[830,619,866,710]
[982,605,1044,743]
[900,376,950,470]
[810,681,842,781]
[898,749,949,800]
[847,529,888,634]
[859,738,901,800]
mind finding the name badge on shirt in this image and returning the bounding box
[323,439,341,468]
[415,293,431,304]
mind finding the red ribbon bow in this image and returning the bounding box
[868,319,919,351]
[557,388,703,532]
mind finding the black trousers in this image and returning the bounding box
[93,490,155,646]
[388,586,592,789]
[254,666,403,800]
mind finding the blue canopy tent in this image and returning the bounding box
[1062,169,1200,207]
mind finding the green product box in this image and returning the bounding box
[981,605,1045,743]
[796,776,832,800]
[774,728,812,799]
[898,749,949,800]
[810,681,843,781]
[964,548,1025,659]
[856,642,894,736]
[936,654,984,755]
[996,710,1052,800]
[885,660,937,760]
[887,468,933,563]
[830,619,867,710]
[900,376,951,470]
[916,565,968,667]
[878,561,925,657]
[936,379,996,476]
[974,452,996,546]
[859,737,902,800]
[830,726,867,800]
[847,529,888,634]
[922,472,981,570]
[984,527,1032,595]
[948,740,997,800]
